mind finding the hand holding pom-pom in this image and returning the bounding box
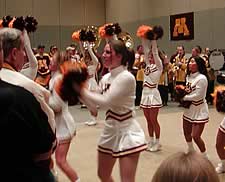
[57,61,89,106]
[175,85,192,108]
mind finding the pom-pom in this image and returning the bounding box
[72,31,80,41]
[99,23,122,38]
[86,29,96,42]
[0,19,3,28]
[98,26,106,38]
[136,25,152,38]
[1,15,37,33]
[175,85,192,108]
[114,23,122,34]
[58,61,89,106]
[212,86,225,112]
[145,25,164,40]
[105,24,114,36]
[2,15,13,27]
[12,16,25,31]
[153,26,163,39]
[24,16,38,33]
[79,29,87,41]
[72,27,97,43]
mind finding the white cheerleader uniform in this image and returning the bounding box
[219,117,225,133]
[87,45,99,92]
[49,71,76,143]
[140,40,163,109]
[183,72,209,123]
[83,65,147,157]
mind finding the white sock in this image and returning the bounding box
[187,142,195,152]
[149,137,154,143]
[75,178,80,182]
[202,151,209,159]
[221,160,225,166]
[155,138,160,144]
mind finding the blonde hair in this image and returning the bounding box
[152,152,219,182]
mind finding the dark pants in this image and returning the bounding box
[158,85,169,105]
[135,81,143,106]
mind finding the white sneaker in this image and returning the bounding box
[85,120,97,126]
[149,143,162,152]
[216,163,225,174]
[146,141,154,151]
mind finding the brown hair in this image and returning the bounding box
[109,39,135,70]
[152,152,219,182]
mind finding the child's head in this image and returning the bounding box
[152,152,219,182]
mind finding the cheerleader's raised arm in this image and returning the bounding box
[21,30,38,80]
[87,42,98,66]
[151,40,163,72]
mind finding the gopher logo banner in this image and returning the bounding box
[170,12,194,40]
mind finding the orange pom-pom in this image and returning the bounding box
[8,17,16,28]
[0,19,3,28]
[72,31,80,41]
[136,25,152,38]
[98,25,106,38]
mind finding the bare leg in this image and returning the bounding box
[98,152,116,182]
[183,119,193,142]
[192,123,206,153]
[216,130,225,160]
[143,109,154,137]
[119,152,140,182]
[55,141,79,181]
[149,108,160,139]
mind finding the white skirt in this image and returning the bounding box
[98,118,147,158]
[140,87,162,109]
[50,91,76,143]
[219,117,225,133]
[87,76,98,91]
[183,101,209,123]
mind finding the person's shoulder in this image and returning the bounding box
[119,69,136,83]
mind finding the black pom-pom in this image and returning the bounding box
[86,30,96,42]
[105,24,114,36]
[24,16,38,33]
[145,30,154,40]
[13,16,25,31]
[145,26,164,40]
[2,15,13,27]
[79,29,87,41]
[216,90,225,112]
[114,23,122,35]
[153,26,163,39]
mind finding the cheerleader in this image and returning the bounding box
[79,42,99,126]
[182,56,209,157]
[140,35,163,152]
[77,39,147,182]
[216,117,225,173]
[49,51,79,182]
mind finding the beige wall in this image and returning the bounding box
[0,0,105,49]
[105,0,225,55]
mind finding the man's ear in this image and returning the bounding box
[11,48,17,61]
